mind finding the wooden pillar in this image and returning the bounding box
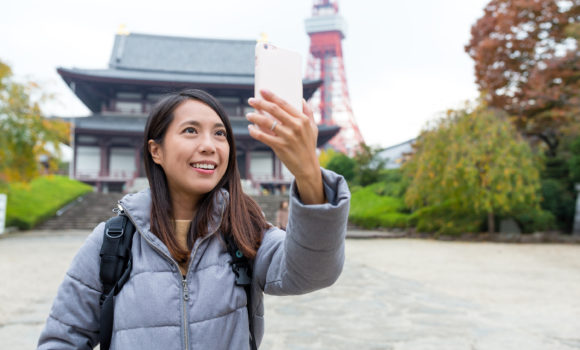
[73,133,78,179]
[276,156,283,180]
[99,141,106,177]
[134,142,141,178]
[99,138,110,177]
[272,151,277,180]
[245,149,252,181]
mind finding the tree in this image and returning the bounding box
[568,135,580,183]
[352,143,386,187]
[465,0,580,155]
[326,152,356,182]
[0,60,69,182]
[318,148,338,168]
[403,106,542,234]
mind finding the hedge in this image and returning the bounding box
[349,186,410,229]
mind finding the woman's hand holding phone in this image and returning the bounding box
[246,90,326,205]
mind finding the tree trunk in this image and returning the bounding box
[488,212,495,234]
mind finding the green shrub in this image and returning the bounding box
[540,178,574,231]
[367,180,407,199]
[569,137,580,183]
[407,201,484,235]
[542,157,569,180]
[349,186,410,229]
[4,175,93,229]
[377,168,403,183]
[513,207,556,233]
[326,153,356,182]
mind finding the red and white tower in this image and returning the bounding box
[305,0,364,155]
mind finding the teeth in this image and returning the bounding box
[192,163,216,170]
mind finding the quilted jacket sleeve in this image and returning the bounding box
[253,167,350,295]
[37,222,105,350]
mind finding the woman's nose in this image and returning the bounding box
[198,133,216,153]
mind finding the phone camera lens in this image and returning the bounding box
[264,44,269,50]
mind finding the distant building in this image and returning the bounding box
[378,138,415,169]
[58,32,339,193]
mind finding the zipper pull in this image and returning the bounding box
[182,279,189,301]
[113,204,125,214]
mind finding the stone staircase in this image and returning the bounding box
[37,192,289,231]
[37,192,125,230]
[251,194,288,225]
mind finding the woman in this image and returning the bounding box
[276,200,289,230]
[37,89,350,349]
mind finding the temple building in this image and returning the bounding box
[58,32,339,193]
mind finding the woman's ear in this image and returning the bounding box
[148,139,163,165]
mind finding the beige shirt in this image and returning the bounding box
[175,220,192,276]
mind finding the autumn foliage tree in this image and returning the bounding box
[465,0,580,155]
[0,60,70,182]
[403,106,543,234]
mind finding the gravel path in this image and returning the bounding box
[0,230,579,349]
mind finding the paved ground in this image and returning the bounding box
[0,230,579,350]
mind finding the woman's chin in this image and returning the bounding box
[185,182,219,197]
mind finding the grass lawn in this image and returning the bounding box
[1,175,93,230]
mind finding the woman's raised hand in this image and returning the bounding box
[246,89,326,205]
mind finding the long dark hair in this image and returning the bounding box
[143,89,269,262]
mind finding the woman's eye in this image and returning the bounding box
[216,130,227,137]
[184,127,197,134]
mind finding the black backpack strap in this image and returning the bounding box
[224,234,257,350]
[99,214,135,350]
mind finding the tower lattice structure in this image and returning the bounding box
[305,0,364,155]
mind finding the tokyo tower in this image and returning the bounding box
[305,0,364,155]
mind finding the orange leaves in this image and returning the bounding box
[466,0,580,154]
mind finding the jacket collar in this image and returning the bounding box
[118,188,228,253]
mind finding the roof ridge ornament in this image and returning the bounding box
[258,32,269,44]
[117,24,130,36]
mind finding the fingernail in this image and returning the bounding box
[248,97,256,104]
[260,89,271,96]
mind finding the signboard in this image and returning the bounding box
[0,194,6,235]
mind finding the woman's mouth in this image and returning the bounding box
[190,162,217,174]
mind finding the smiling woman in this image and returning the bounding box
[148,100,230,219]
[37,89,351,350]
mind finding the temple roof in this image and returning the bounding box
[57,33,322,113]
[109,33,256,76]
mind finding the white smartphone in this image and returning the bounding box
[254,42,303,113]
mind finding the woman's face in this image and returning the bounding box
[149,99,230,203]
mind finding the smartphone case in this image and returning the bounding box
[254,42,303,113]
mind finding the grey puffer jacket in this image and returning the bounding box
[37,168,350,349]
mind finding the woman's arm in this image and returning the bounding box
[253,168,350,295]
[246,90,350,294]
[37,223,105,350]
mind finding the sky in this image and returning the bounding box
[2,0,490,149]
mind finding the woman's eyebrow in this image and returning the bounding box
[178,120,225,128]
